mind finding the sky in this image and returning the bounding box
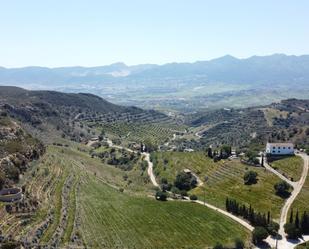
[0,0,309,67]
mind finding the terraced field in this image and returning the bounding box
[152,152,285,219]
[79,174,250,249]
[96,121,185,146]
[0,144,253,248]
[268,155,303,181]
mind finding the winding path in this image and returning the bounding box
[264,152,309,249]
[104,136,309,248]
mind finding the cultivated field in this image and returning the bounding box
[1,144,253,248]
[152,151,285,219]
[79,174,250,249]
[268,156,303,181]
[95,121,185,146]
[290,172,309,214]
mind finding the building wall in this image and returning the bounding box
[266,144,294,155]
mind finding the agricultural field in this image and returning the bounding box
[94,121,185,146]
[290,172,309,214]
[79,174,250,249]
[268,155,304,181]
[261,107,288,127]
[152,151,285,219]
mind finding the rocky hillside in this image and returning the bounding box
[0,86,170,143]
[0,114,44,189]
[189,99,309,148]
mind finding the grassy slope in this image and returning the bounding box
[290,173,309,214]
[79,174,250,249]
[269,156,303,182]
[153,151,285,219]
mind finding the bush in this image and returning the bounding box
[243,171,258,185]
[252,227,268,245]
[0,171,5,190]
[189,194,198,201]
[234,238,244,249]
[213,242,224,249]
[174,172,197,191]
[274,181,291,198]
[155,191,167,201]
[266,221,279,236]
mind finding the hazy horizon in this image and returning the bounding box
[1,53,308,69]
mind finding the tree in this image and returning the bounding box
[266,221,279,236]
[207,147,213,158]
[290,209,294,224]
[234,238,244,249]
[295,210,300,229]
[274,181,291,197]
[284,223,301,239]
[213,242,224,249]
[0,171,5,190]
[174,172,197,191]
[252,227,269,245]
[155,191,167,201]
[243,171,258,185]
[301,211,309,234]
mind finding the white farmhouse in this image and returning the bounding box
[266,142,294,155]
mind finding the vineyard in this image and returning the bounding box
[79,174,250,249]
[1,144,252,248]
[152,151,285,219]
[268,155,304,181]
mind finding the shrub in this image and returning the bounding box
[274,181,291,198]
[155,191,167,201]
[174,172,197,191]
[213,242,224,249]
[0,171,5,190]
[266,221,279,236]
[234,238,244,249]
[252,227,268,245]
[243,171,258,185]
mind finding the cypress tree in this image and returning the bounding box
[295,210,300,229]
[290,209,294,224]
[267,211,271,224]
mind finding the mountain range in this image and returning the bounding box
[1,54,309,111]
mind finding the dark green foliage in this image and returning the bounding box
[288,210,309,236]
[189,195,198,201]
[207,147,213,158]
[274,181,291,198]
[252,227,269,245]
[0,171,5,190]
[155,191,168,201]
[284,223,301,239]
[234,238,244,249]
[266,222,279,236]
[226,198,275,230]
[213,242,224,249]
[174,172,197,191]
[243,171,258,185]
